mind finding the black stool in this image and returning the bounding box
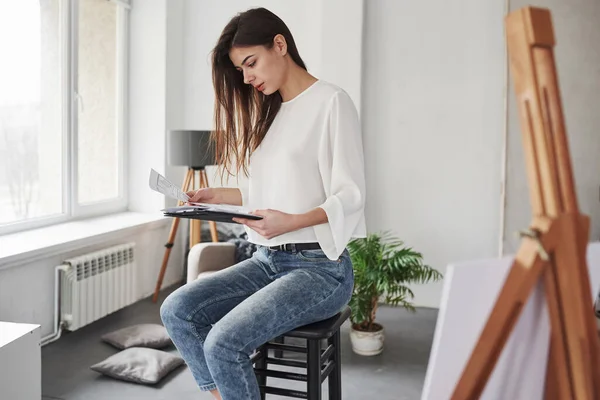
[250,306,350,400]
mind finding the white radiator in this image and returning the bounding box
[60,243,137,331]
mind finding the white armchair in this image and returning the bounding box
[186,242,237,284]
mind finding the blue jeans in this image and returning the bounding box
[160,245,354,400]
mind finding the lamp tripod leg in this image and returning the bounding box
[152,168,193,303]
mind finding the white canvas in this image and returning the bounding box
[421,242,600,400]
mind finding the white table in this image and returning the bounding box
[0,321,41,400]
[421,242,600,400]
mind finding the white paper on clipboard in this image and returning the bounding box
[148,168,190,203]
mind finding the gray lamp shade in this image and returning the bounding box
[167,130,215,168]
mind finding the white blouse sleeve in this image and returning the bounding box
[314,90,367,260]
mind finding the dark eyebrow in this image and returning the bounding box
[237,54,255,69]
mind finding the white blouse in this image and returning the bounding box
[239,79,367,260]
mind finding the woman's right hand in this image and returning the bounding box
[186,188,220,204]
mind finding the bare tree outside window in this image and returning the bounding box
[0,0,62,226]
[0,107,39,219]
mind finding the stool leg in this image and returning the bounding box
[307,339,322,400]
[273,335,284,359]
[255,345,267,400]
[328,331,342,400]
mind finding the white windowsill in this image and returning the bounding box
[0,212,170,270]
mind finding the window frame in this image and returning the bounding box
[0,0,129,236]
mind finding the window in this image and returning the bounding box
[0,0,129,235]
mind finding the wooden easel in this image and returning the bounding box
[152,167,219,303]
[451,6,600,399]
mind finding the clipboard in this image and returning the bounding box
[162,204,263,224]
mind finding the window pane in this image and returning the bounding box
[0,0,63,225]
[77,0,119,204]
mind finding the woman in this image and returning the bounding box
[160,7,366,400]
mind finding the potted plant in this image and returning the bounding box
[346,231,442,356]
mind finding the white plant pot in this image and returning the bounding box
[349,324,384,356]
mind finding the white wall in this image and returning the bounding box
[362,0,506,308]
[128,0,167,213]
[318,0,364,114]
[164,0,190,207]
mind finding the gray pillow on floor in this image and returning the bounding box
[90,347,184,385]
[101,324,172,350]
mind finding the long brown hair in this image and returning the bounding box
[210,7,307,182]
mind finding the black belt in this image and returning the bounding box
[267,242,321,252]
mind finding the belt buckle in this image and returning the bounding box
[273,243,296,252]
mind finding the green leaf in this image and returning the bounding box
[347,231,443,327]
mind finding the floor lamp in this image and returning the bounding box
[152,130,219,303]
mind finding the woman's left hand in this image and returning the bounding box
[232,209,297,239]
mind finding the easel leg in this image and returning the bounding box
[551,215,595,398]
[152,168,193,303]
[574,215,600,396]
[543,261,572,399]
[450,218,559,399]
[544,343,558,400]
